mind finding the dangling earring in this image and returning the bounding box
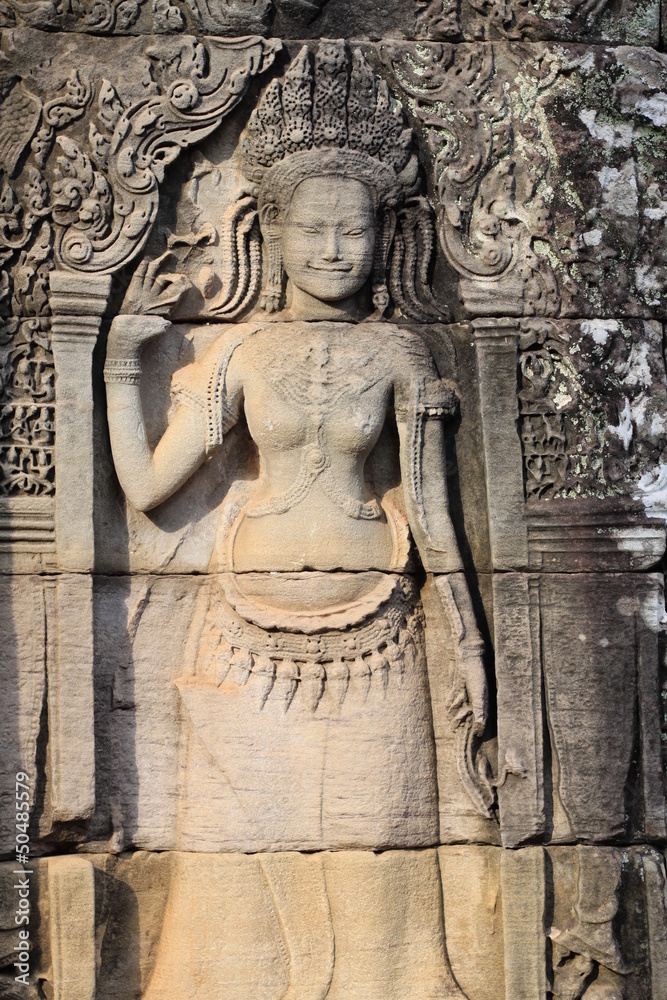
[371,208,396,318]
[372,281,390,316]
[261,233,284,313]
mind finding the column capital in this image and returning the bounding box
[472,317,521,347]
[49,271,112,338]
[49,271,112,571]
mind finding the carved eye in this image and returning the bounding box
[344,229,365,237]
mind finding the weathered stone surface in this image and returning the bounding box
[0,575,44,856]
[494,571,666,846]
[417,0,660,45]
[0,573,96,853]
[381,42,667,321]
[0,0,658,44]
[474,317,667,571]
[2,846,664,998]
[0,13,665,1000]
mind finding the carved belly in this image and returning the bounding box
[231,492,409,572]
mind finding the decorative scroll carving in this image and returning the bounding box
[0,193,54,497]
[0,35,276,503]
[53,35,279,274]
[518,319,667,501]
[380,42,561,316]
[0,71,80,494]
[0,0,328,32]
[415,0,620,41]
[0,317,55,496]
[0,174,50,267]
[0,0,145,30]
[31,70,93,170]
[415,0,460,38]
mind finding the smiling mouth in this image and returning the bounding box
[307,264,353,272]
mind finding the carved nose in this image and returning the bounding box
[321,230,341,261]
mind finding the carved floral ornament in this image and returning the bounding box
[9,34,662,503]
[416,0,623,41]
[0,35,576,502]
[58,36,282,274]
[379,42,561,316]
[0,36,281,279]
[0,35,280,499]
[0,0,329,34]
[0,0,637,39]
[11,33,658,507]
[0,33,570,320]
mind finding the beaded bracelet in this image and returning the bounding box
[103,358,142,385]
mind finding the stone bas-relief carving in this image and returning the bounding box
[142,39,667,336]
[0,9,666,1000]
[0,318,54,495]
[5,40,488,995]
[416,0,659,44]
[2,845,666,999]
[379,42,667,322]
[103,47,492,926]
[0,0,330,36]
[0,30,282,573]
[0,0,658,42]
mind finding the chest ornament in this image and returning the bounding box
[245,438,382,521]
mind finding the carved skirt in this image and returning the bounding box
[176,571,439,852]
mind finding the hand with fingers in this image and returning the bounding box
[108,253,192,360]
[121,252,191,318]
[447,647,488,738]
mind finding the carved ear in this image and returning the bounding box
[258,201,281,240]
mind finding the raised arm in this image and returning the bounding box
[104,256,207,512]
[105,315,208,511]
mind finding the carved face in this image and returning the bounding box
[280,176,376,303]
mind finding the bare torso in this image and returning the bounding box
[226,322,400,572]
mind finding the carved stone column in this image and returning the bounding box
[472,318,528,570]
[49,271,112,572]
[45,272,111,829]
[500,847,548,1000]
[44,574,95,825]
[48,856,96,1000]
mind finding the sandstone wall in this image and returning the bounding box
[0,3,665,998]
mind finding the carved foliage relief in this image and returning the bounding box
[0,0,657,41]
[518,319,667,502]
[382,42,667,321]
[0,14,665,1000]
[0,0,330,35]
[416,0,659,44]
[0,34,665,505]
[0,33,277,497]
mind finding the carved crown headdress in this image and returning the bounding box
[240,42,419,213]
[209,41,443,320]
